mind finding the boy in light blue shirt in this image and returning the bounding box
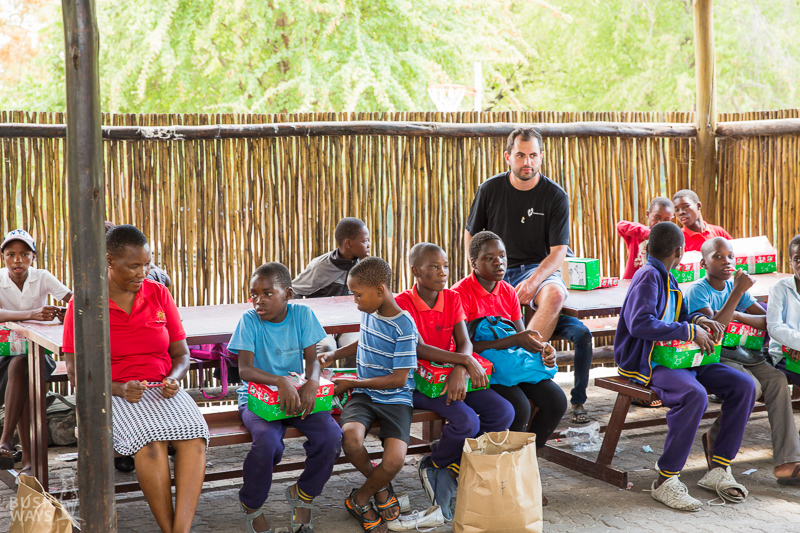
[228,262,342,533]
[685,237,800,485]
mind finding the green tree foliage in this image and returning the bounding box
[0,0,526,113]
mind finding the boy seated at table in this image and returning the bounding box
[0,229,72,473]
[767,233,800,389]
[319,257,417,533]
[617,196,674,280]
[395,242,513,520]
[452,231,566,505]
[293,217,370,353]
[685,237,800,485]
[228,262,342,533]
[614,222,756,511]
[672,189,732,252]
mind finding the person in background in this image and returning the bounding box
[672,189,732,252]
[616,196,674,280]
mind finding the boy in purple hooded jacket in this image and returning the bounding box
[614,222,756,511]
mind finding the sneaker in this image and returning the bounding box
[386,505,445,531]
[698,466,748,503]
[650,476,702,511]
[418,456,457,520]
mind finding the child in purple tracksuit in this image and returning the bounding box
[614,222,756,511]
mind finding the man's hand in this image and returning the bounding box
[298,379,319,418]
[787,349,800,363]
[277,376,301,416]
[318,351,336,369]
[696,317,724,343]
[29,305,60,322]
[541,342,556,367]
[514,277,542,306]
[332,377,355,397]
[514,330,545,353]
[464,356,488,389]
[122,381,147,403]
[161,377,180,399]
[694,327,717,357]
[442,365,467,405]
[732,269,756,294]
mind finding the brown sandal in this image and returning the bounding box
[777,464,800,486]
[701,432,714,470]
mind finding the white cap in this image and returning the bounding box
[1,229,37,254]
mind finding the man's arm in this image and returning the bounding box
[464,230,473,266]
[514,244,568,304]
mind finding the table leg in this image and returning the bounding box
[28,342,49,490]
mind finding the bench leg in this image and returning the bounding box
[596,392,632,466]
[422,419,443,442]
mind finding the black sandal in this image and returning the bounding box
[570,405,590,424]
[345,488,383,532]
[631,398,662,408]
[0,448,15,470]
[373,482,400,521]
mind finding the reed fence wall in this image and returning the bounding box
[1,110,797,307]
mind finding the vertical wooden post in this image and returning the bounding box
[693,0,717,220]
[62,1,116,530]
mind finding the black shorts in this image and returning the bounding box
[338,393,413,444]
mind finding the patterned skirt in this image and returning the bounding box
[112,388,210,456]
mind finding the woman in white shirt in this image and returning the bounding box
[0,229,72,473]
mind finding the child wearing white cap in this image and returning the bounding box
[0,229,72,473]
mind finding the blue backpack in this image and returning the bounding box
[469,316,558,387]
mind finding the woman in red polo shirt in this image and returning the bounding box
[62,225,209,533]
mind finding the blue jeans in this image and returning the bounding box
[504,263,593,406]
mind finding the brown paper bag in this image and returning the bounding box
[452,430,542,533]
[9,474,74,533]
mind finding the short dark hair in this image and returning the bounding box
[252,262,292,289]
[104,221,116,234]
[649,197,673,211]
[700,236,730,260]
[335,217,367,246]
[789,235,800,256]
[106,224,148,258]
[647,222,684,260]
[349,256,392,289]
[408,242,444,269]
[468,231,502,262]
[672,189,699,204]
[505,127,544,155]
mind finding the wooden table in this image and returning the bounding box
[5,296,360,491]
[561,272,789,318]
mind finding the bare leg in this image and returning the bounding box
[134,440,174,533]
[171,438,206,533]
[341,422,387,533]
[526,285,565,341]
[0,357,30,466]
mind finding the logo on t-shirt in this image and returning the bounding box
[521,207,544,224]
[156,310,166,322]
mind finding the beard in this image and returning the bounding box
[512,167,538,181]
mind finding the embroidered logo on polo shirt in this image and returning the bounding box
[156,310,166,321]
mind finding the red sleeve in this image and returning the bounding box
[449,291,467,324]
[395,291,413,314]
[716,226,732,239]
[501,282,523,322]
[61,298,75,353]
[157,284,186,342]
[616,220,650,241]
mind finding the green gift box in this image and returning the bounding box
[734,254,777,274]
[782,346,800,374]
[321,367,357,414]
[0,327,27,356]
[652,340,721,369]
[247,373,334,421]
[670,251,704,283]
[413,355,493,398]
[722,321,766,350]
[561,258,600,291]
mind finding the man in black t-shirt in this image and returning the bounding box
[464,127,594,424]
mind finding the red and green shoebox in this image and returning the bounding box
[652,340,721,369]
[413,355,493,398]
[782,346,800,374]
[0,328,28,356]
[670,251,704,283]
[722,321,766,351]
[599,277,620,289]
[561,258,600,290]
[247,373,334,421]
[730,236,777,274]
[321,367,357,414]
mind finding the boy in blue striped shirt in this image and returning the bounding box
[319,257,417,533]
